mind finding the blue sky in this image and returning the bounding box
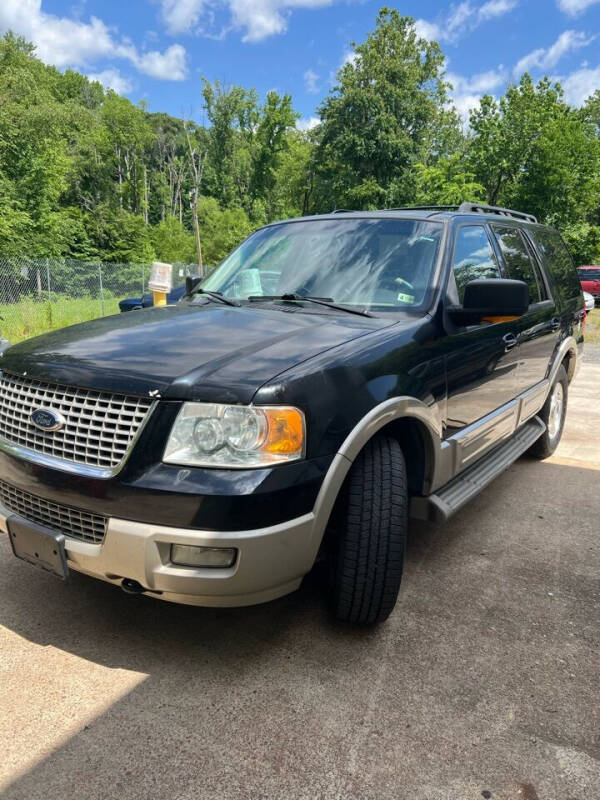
[2,0,600,125]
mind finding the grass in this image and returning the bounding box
[585,307,600,345]
[0,296,121,344]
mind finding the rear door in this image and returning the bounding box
[489,224,559,397]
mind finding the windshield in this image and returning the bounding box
[201,218,443,312]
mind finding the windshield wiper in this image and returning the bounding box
[248,293,374,318]
[193,289,240,307]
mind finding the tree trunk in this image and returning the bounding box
[143,165,149,224]
[116,145,123,209]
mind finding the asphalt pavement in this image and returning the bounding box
[1,351,598,800]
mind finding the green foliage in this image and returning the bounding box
[84,204,155,263]
[151,217,196,264]
[314,8,457,211]
[561,221,600,266]
[467,76,600,224]
[197,198,254,265]
[414,155,485,205]
[2,15,600,274]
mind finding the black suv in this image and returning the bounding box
[0,204,584,624]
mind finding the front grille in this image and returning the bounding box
[0,480,107,543]
[0,372,154,471]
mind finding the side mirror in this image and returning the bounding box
[447,279,529,325]
[185,275,202,296]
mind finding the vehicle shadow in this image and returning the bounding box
[1,457,598,800]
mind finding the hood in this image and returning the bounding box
[1,302,392,403]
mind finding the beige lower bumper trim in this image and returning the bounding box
[0,505,318,607]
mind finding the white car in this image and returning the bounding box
[584,291,595,313]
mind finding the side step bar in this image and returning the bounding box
[410,417,546,523]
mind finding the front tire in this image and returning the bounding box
[331,435,408,625]
[528,365,568,459]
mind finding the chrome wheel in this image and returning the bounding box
[547,382,564,440]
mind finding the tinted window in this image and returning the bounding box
[530,228,582,304]
[451,225,501,302]
[491,226,541,304]
[578,268,600,281]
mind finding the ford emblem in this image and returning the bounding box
[30,408,66,432]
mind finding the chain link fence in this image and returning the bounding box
[0,257,199,343]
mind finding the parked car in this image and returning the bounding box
[0,204,584,624]
[578,265,600,306]
[119,284,187,312]
[583,291,595,313]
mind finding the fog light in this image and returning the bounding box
[170,544,237,568]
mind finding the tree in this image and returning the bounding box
[414,154,485,205]
[313,8,456,210]
[150,217,196,264]
[468,75,600,229]
[202,80,257,210]
[197,197,253,266]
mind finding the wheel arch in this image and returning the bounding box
[308,397,442,557]
[549,335,579,385]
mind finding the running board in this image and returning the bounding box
[410,417,546,523]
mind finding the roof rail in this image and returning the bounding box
[388,205,459,213]
[331,208,358,213]
[458,202,537,224]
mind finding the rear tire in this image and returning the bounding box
[331,435,407,625]
[528,365,568,459]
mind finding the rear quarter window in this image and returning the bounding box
[528,228,582,306]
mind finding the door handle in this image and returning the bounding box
[551,317,561,331]
[503,333,517,352]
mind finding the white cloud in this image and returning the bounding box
[341,49,358,68]
[416,0,518,44]
[478,0,518,20]
[557,0,600,15]
[134,44,187,80]
[555,65,600,104]
[229,0,335,42]
[87,68,133,94]
[414,18,442,41]
[160,0,208,34]
[160,0,337,42]
[513,29,593,76]
[449,68,506,94]
[0,0,188,80]
[448,68,507,121]
[297,116,320,131]
[303,68,319,93]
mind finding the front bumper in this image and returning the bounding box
[0,503,319,606]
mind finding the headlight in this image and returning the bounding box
[163,403,305,468]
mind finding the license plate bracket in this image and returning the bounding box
[7,515,69,580]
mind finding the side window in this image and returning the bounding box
[452,225,501,302]
[530,228,582,305]
[491,225,542,305]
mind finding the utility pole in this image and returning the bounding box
[184,120,206,279]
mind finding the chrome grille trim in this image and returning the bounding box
[0,480,107,544]
[0,372,155,476]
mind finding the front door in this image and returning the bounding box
[444,224,521,468]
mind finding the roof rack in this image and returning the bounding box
[458,202,537,224]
